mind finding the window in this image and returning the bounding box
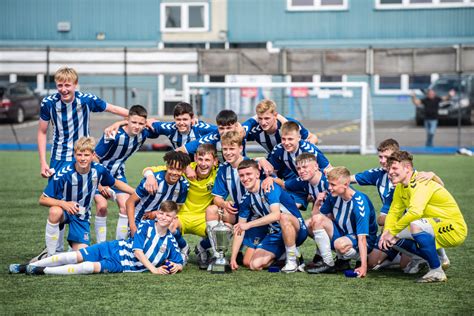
[287,0,348,11]
[374,74,435,94]
[161,2,209,32]
[376,0,473,9]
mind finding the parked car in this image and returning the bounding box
[415,75,473,126]
[0,82,41,123]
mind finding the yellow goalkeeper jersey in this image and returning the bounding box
[385,171,467,236]
[148,162,217,216]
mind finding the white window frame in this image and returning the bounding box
[375,0,474,10]
[374,74,437,95]
[160,2,209,33]
[287,0,349,11]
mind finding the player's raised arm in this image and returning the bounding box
[105,103,129,118]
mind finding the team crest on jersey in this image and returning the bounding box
[92,175,98,187]
[206,182,214,192]
[83,232,89,241]
[159,244,167,253]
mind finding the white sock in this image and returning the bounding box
[45,221,60,256]
[32,251,78,267]
[285,245,297,263]
[313,229,334,266]
[95,216,107,243]
[295,247,301,258]
[56,227,65,252]
[206,220,219,257]
[437,248,448,260]
[341,248,358,260]
[116,214,129,240]
[44,262,95,275]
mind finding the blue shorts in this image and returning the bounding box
[331,223,375,253]
[63,211,91,245]
[48,159,73,182]
[243,225,269,249]
[256,219,308,258]
[79,240,123,273]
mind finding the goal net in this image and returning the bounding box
[183,81,376,155]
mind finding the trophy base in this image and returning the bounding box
[210,263,232,274]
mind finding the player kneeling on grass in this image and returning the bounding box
[379,151,467,283]
[306,167,378,277]
[231,159,308,273]
[10,201,184,275]
[39,137,135,257]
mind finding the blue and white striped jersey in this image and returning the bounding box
[238,183,305,233]
[134,170,189,223]
[95,127,158,180]
[43,162,116,221]
[211,157,251,207]
[242,117,309,154]
[355,168,394,214]
[267,140,330,180]
[116,220,183,272]
[40,91,107,162]
[320,191,378,238]
[285,173,329,200]
[152,120,217,149]
[184,132,247,163]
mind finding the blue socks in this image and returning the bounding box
[412,232,441,269]
[200,237,212,250]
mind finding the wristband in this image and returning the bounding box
[144,170,154,177]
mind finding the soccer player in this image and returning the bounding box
[179,109,246,163]
[38,66,129,179]
[125,151,190,237]
[10,201,184,275]
[379,151,467,283]
[206,131,267,269]
[231,159,308,273]
[105,102,217,151]
[39,137,134,257]
[141,144,219,268]
[94,105,159,243]
[258,121,331,208]
[242,99,318,154]
[306,167,378,277]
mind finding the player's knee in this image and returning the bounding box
[205,205,219,221]
[249,259,264,271]
[311,214,326,229]
[334,238,350,253]
[409,221,423,234]
[48,206,63,222]
[96,206,108,217]
[377,214,386,227]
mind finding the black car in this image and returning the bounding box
[0,82,41,123]
[415,75,473,126]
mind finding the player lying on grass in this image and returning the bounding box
[379,151,467,283]
[231,159,308,273]
[305,167,378,277]
[94,104,159,243]
[142,144,219,269]
[126,151,191,262]
[10,201,183,275]
[40,137,134,258]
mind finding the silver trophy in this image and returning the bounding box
[210,210,232,274]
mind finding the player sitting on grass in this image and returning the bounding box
[231,159,308,273]
[379,151,467,283]
[39,137,135,258]
[141,144,219,269]
[126,151,190,262]
[258,121,331,209]
[242,99,318,154]
[10,201,183,275]
[306,167,378,277]
[94,104,159,243]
